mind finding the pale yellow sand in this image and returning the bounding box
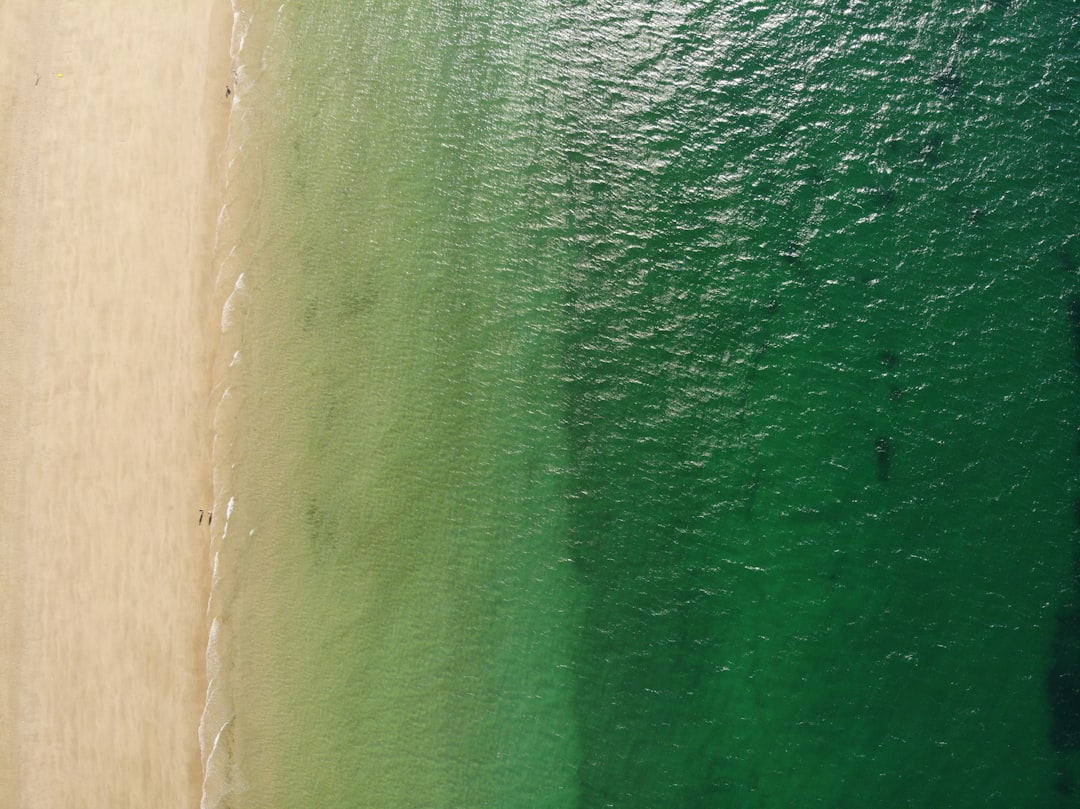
[0,1,232,805]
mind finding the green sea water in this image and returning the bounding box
[206,0,1080,806]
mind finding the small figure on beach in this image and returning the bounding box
[208,512,213,525]
[199,509,205,525]
[225,85,232,98]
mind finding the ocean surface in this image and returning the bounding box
[204,0,1080,805]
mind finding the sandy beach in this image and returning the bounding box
[0,1,232,805]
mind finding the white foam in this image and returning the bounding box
[200,618,231,809]
[220,272,246,332]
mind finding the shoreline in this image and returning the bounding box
[0,1,233,805]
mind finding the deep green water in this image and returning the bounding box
[207,0,1080,806]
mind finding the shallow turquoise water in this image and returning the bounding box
[209,0,1080,805]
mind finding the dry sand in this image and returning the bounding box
[0,1,233,805]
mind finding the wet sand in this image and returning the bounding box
[0,1,232,805]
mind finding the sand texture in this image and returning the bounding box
[0,1,232,805]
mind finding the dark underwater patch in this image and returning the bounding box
[1067,295,1080,368]
[1049,598,1080,751]
[1062,249,1077,275]
[875,435,892,482]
